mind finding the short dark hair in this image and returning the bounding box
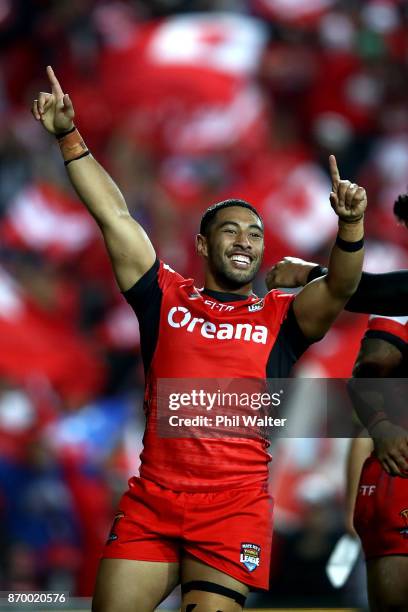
[394,193,408,223]
[199,199,263,236]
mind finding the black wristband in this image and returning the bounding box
[56,125,76,140]
[335,235,364,252]
[64,150,90,166]
[307,265,328,283]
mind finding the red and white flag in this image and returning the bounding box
[97,13,269,155]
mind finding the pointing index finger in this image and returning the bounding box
[329,154,341,190]
[46,65,64,99]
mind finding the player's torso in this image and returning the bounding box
[150,281,287,379]
[125,261,297,491]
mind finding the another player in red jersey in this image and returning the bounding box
[347,314,408,612]
[266,194,408,612]
[32,67,367,612]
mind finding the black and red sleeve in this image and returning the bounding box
[122,259,162,373]
[364,315,408,355]
[123,259,185,373]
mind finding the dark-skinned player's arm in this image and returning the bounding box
[292,155,366,341]
[348,337,408,478]
[31,66,155,291]
[266,259,408,316]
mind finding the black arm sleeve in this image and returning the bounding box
[122,258,162,373]
[346,270,408,315]
[266,304,312,378]
[308,266,408,316]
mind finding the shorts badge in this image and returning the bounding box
[107,511,124,543]
[240,542,261,572]
[399,508,408,538]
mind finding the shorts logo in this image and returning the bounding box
[399,508,408,538]
[359,484,376,496]
[107,511,124,543]
[240,542,261,572]
[248,300,264,312]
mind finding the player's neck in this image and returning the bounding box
[203,275,252,297]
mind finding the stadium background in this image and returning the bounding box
[0,0,407,609]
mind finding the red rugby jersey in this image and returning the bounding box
[124,259,310,491]
[366,314,408,349]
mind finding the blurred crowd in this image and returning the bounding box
[1,0,408,605]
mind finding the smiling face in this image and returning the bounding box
[197,206,264,292]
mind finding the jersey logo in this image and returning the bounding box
[167,306,268,344]
[400,508,408,538]
[248,299,264,312]
[204,299,234,312]
[240,542,261,572]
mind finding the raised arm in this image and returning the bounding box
[31,66,155,291]
[292,155,366,340]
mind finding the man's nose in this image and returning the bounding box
[233,232,252,249]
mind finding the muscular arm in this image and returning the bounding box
[310,267,408,316]
[267,260,408,317]
[66,155,155,290]
[352,336,404,378]
[348,337,408,477]
[32,66,155,291]
[348,337,403,430]
[293,157,366,341]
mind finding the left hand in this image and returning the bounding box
[371,421,408,477]
[265,256,318,290]
[329,155,367,222]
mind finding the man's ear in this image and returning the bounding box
[196,233,208,258]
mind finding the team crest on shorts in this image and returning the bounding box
[107,511,124,543]
[399,508,408,538]
[240,543,261,572]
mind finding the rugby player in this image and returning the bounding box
[32,66,367,612]
[266,195,408,612]
[347,315,408,612]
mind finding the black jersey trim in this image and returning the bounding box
[365,330,406,355]
[201,288,253,303]
[266,304,311,378]
[122,258,160,309]
[122,258,162,374]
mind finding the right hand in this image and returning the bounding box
[371,421,408,477]
[265,256,318,290]
[31,66,75,135]
[328,155,367,223]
